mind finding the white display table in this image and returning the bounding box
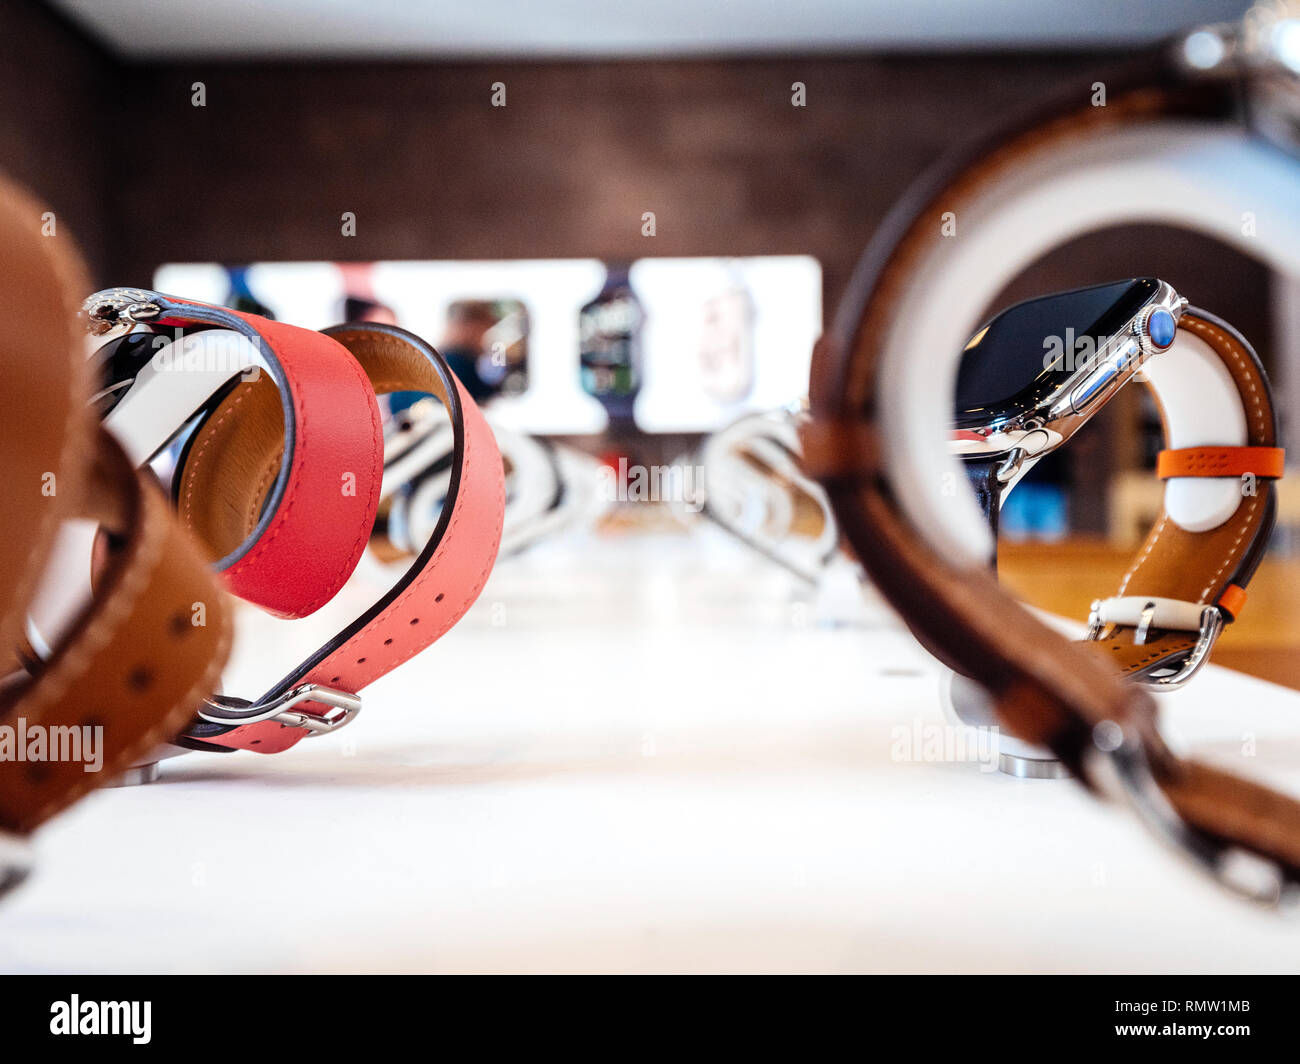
[3,529,1299,973]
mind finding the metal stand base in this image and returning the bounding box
[942,669,1068,779]
[109,761,160,787]
[999,752,1071,779]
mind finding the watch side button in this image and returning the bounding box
[1070,361,1118,413]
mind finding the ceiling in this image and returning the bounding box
[49,0,1253,60]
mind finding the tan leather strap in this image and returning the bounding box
[806,65,1300,898]
[0,174,231,839]
[0,177,90,672]
[0,434,231,833]
[1087,311,1279,680]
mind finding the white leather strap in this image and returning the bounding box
[103,329,261,465]
[28,330,262,656]
[1141,327,1249,533]
[1093,595,1207,632]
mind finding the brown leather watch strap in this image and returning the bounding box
[1085,311,1281,680]
[0,173,232,843]
[0,433,232,834]
[806,57,1300,901]
[0,177,90,668]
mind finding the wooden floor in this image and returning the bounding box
[999,538,1300,690]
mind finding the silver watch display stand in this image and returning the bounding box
[939,667,1069,779]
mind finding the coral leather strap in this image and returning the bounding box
[0,178,231,849]
[84,290,384,619]
[181,322,504,754]
[803,57,1300,900]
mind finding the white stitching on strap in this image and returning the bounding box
[1119,315,1269,604]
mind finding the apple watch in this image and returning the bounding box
[801,8,1300,904]
[953,279,1281,688]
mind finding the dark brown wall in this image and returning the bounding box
[107,52,1133,307]
[7,14,1279,534]
[0,1,117,274]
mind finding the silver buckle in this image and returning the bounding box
[197,683,362,736]
[1085,601,1225,691]
[0,828,32,901]
[82,288,162,339]
[1085,721,1294,907]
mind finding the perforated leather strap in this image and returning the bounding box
[0,177,231,838]
[179,322,504,754]
[805,56,1300,896]
[0,434,232,833]
[1156,446,1285,480]
[113,293,385,619]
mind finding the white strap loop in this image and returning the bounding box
[1093,595,1206,632]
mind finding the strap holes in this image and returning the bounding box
[383,638,393,646]
[356,657,366,665]
[127,667,154,692]
[409,617,420,626]
[169,614,189,637]
[330,676,341,684]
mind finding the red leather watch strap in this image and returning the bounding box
[182,323,504,753]
[149,295,384,619]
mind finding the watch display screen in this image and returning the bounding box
[954,278,1158,427]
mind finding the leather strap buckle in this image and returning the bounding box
[1086,600,1225,690]
[1085,723,1292,906]
[197,684,362,736]
[81,288,162,339]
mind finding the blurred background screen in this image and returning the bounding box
[155,256,821,435]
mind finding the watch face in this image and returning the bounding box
[954,278,1158,428]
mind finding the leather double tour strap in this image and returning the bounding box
[85,291,385,620]
[961,311,1283,683]
[181,322,504,754]
[804,50,1300,900]
[0,178,231,847]
[0,435,233,834]
[1085,311,1282,681]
